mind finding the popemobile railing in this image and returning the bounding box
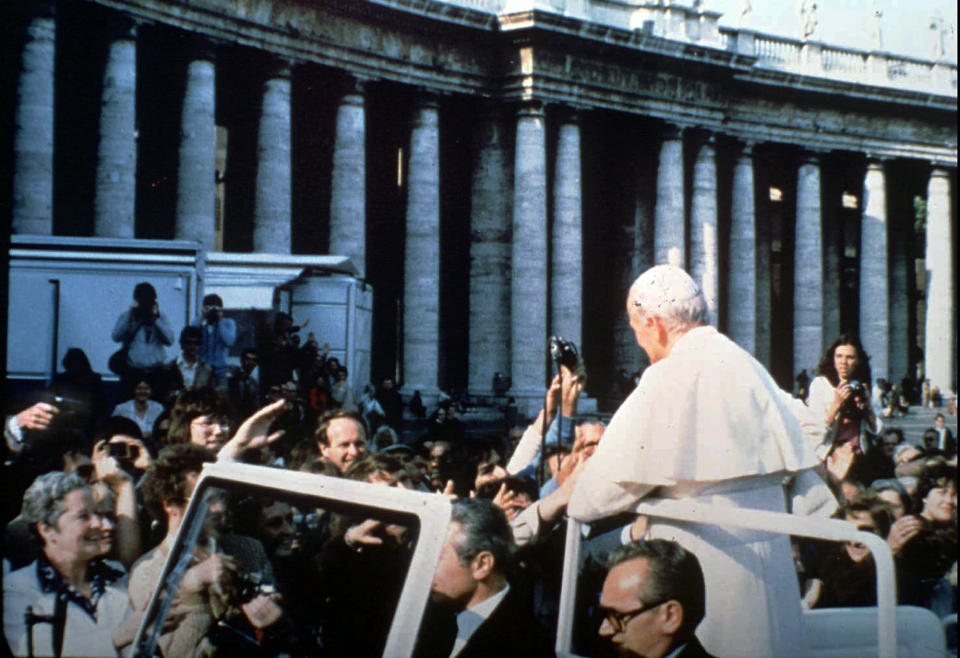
[555,498,899,658]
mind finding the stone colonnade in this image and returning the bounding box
[8,9,957,401]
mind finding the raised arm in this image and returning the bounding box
[111,310,137,343]
[219,317,237,348]
[155,312,175,346]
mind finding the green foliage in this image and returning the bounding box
[913,196,926,254]
[913,196,926,236]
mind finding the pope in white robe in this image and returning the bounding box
[569,265,829,658]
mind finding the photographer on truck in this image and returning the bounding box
[111,282,175,399]
[191,294,237,391]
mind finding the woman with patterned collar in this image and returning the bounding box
[3,471,130,657]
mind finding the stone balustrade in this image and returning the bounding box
[428,0,957,95]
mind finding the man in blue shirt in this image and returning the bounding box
[191,294,236,390]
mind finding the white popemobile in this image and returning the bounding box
[134,461,950,658]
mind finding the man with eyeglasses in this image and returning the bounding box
[599,539,714,658]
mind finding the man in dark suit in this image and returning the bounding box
[162,325,213,401]
[598,539,716,658]
[932,413,956,455]
[416,498,553,658]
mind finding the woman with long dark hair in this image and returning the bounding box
[807,335,880,482]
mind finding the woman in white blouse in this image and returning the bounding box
[807,335,880,479]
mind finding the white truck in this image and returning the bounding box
[6,235,371,399]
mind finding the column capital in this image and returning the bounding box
[735,139,757,157]
[177,33,217,62]
[550,105,582,124]
[864,158,887,172]
[341,75,371,97]
[661,122,688,140]
[16,0,55,21]
[862,149,891,164]
[515,100,545,118]
[335,77,368,108]
[412,92,440,111]
[798,150,823,166]
[928,163,953,176]
[263,57,294,80]
[102,13,138,41]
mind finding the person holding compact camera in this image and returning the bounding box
[191,294,237,390]
[807,335,882,486]
[111,282,175,398]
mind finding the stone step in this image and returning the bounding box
[876,405,957,447]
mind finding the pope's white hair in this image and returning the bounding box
[629,265,708,331]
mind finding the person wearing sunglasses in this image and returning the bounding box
[599,539,714,658]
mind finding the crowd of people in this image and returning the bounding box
[2,272,957,657]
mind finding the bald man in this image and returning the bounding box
[569,265,827,657]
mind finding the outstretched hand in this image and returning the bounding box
[345,518,385,549]
[545,375,562,423]
[491,482,517,510]
[218,399,287,462]
[559,364,586,417]
[15,402,58,433]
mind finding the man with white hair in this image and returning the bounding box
[569,264,826,657]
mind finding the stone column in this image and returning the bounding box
[174,44,216,249]
[654,124,686,267]
[329,79,367,276]
[924,168,955,395]
[613,177,654,376]
[860,160,889,382]
[402,96,441,395]
[821,200,842,343]
[888,210,910,385]
[728,142,757,354]
[794,153,823,375]
[511,102,549,400]
[755,179,773,370]
[93,19,137,238]
[551,110,582,347]
[12,3,56,235]
[468,106,512,395]
[252,61,292,253]
[689,135,718,325]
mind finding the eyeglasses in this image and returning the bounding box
[601,599,669,633]
[191,416,230,429]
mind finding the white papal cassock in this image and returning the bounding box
[569,325,827,657]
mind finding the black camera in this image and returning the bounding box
[233,570,274,604]
[839,380,866,419]
[108,442,140,461]
[549,336,581,371]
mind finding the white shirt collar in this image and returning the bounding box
[664,643,687,658]
[449,583,510,658]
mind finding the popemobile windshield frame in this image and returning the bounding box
[132,461,453,658]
